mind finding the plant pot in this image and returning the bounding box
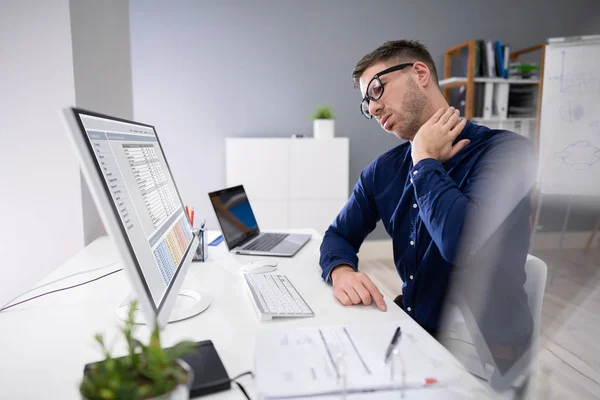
[151,360,194,400]
[82,359,194,400]
[313,119,335,139]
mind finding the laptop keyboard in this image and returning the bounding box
[242,233,289,252]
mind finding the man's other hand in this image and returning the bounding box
[331,265,387,311]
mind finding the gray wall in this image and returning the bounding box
[70,0,134,245]
[129,0,600,240]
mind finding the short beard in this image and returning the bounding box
[400,78,427,140]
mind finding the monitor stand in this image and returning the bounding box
[116,289,211,324]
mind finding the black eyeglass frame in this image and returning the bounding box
[360,63,415,119]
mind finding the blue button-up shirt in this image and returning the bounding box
[320,121,534,339]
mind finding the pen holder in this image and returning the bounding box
[192,228,207,262]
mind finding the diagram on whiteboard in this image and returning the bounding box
[549,50,600,94]
[555,141,600,170]
[559,101,584,122]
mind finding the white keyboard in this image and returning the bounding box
[243,273,314,320]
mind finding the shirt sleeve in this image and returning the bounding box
[410,135,537,263]
[319,165,380,283]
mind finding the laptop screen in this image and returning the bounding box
[209,185,259,249]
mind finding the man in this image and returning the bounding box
[319,40,534,350]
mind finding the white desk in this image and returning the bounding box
[0,229,495,399]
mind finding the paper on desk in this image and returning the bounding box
[255,320,449,399]
[206,230,222,245]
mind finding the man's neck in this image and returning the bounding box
[408,96,450,144]
[423,95,450,123]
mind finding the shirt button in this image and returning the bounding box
[410,240,415,246]
[410,275,414,280]
[410,178,413,184]
[407,307,412,312]
[413,203,417,209]
[413,170,419,175]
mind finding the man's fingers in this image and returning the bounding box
[450,139,471,158]
[427,107,447,125]
[354,284,373,306]
[438,107,456,125]
[345,286,362,305]
[359,275,387,311]
[444,109,460,129]
[449,117,468,140]
[334,287,352,306]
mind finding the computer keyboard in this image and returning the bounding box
[243,273,314,321]
[242,233,289,251]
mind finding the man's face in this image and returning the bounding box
[359,61,428,141]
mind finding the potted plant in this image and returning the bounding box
[80,301,196,400]
[312,106,335,139]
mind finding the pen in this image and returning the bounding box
[191,209,195,227]
[185,205,189,220]
[383,327,401,365]
[200,218,206,229]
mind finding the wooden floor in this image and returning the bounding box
[360,245,600,399]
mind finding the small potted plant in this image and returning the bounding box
[80,301,196,400]
[312,106,335,139]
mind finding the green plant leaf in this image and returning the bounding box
[163,341,196,363]
[311,106,335,120]
[99,388,115,400]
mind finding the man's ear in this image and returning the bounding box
[413,62,431,88]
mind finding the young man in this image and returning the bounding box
[319,40,534,350]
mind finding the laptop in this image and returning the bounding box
[208,185,311,257]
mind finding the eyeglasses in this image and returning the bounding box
[360,63,414,119]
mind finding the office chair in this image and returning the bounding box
[487,254,547,398]
[440,255,547,399]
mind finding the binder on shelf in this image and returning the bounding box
[503,45,510,78]
[493,82,510,119]
[475,83,485,117]
[478,40,487,77]
[485,41,497,77]
[495,41,505,78]
[482,82,494,119]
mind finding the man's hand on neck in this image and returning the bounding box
[411,107,469,165]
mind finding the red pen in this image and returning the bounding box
[185,205,189,220]
[191,209,195,227]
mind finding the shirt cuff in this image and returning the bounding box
[409,158,444,184]
[324,261,358,284]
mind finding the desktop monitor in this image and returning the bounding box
[63,108,210,328]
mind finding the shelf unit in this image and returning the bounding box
[440,40,545,148]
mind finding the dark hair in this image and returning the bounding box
[352,40,439,89]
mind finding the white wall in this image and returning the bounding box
[0,1,82,307]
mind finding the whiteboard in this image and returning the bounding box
[538,35,600,196]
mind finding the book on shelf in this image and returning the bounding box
[474,40,510,78]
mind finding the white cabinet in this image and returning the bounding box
[226,138,349,234]
[225,138,289,200]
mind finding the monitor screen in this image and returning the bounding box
[209,185,259,249]
[76,112,194,309]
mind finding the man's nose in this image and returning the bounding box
[368,99,383,119]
